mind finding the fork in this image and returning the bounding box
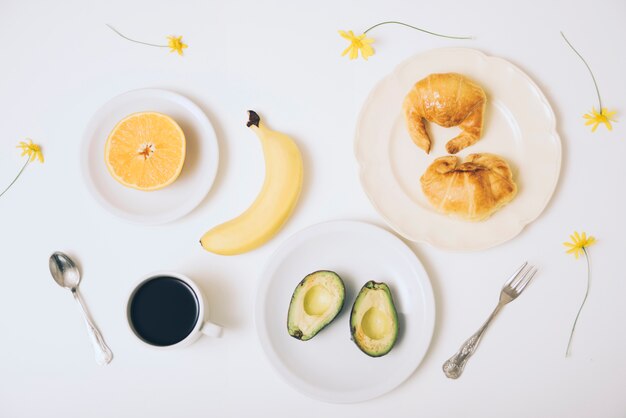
[442,262,537,379]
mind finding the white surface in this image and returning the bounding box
[256,220,435,403]
[82,89,219,224]
[355,48,561,251]
[0,0,625,417]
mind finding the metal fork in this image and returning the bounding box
[442,262,538,379]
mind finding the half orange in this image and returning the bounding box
[105,112,186,191]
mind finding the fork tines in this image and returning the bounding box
[506,261,537,294]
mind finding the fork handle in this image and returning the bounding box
[443,303,503,379]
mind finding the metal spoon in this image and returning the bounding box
[49,252,113,365]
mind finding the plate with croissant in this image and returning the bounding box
[355,48,561,251]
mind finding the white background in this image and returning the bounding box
[1,0,625,417]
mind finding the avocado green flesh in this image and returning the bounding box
[287,271,345,341]
[350,281,399,357]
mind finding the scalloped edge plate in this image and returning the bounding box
[354,48,561,251]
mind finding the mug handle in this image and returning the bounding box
[200,321,223,338]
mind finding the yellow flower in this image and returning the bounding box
[167,36,187,56]
[583,107,617,132]
[563,231,596,259]
[16,139,44,163]
[339,30,374,60]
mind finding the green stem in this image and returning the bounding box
[106,24,168,48]
[565,247,591,357]
[560,31,602,111]
[364,21,473,40]
[0,157,31,199]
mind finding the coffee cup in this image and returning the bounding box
[126,271,222,348]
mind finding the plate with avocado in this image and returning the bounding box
[256,220,435,403]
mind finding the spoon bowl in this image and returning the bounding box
[49,252,81,290]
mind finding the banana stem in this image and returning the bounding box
[247,110,261,128]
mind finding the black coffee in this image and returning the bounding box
[129,276,200,346]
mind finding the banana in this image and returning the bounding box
[200,111,303,255]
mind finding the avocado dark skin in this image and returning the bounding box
[287,270,345,341]
[350,281,399,357]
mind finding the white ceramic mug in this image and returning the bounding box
[126,271,222,349]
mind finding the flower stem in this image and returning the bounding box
[560,31,602,111]
[565,247,591,357]
[106,24,168,48]
[0,157,31,199]
[364,21,473,40]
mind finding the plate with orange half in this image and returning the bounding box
[81,89,219,224]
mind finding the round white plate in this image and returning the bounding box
[81,89,219,224]
[355,48,561,251]
[255,220,435,403]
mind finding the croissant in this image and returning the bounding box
[403,73,486,154]
[420,153,517,222]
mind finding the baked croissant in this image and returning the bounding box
[420,153,517,222]
[403,73,486,154]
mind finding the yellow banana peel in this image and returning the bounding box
[200,111,303,255]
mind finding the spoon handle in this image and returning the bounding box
[72,289,113,365]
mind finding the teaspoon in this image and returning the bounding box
[49,252,113,365]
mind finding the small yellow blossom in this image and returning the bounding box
[1,139,44,199]
[167,36,188,56]
[337,22,471,62]
[16,139,44,163]
[563,230,597,356]
[339,30,374,60]
[563,231,596,259]
[583,107,617,132]
[106,25,188,57]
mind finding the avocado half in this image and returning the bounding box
[287,271,345,341]
[350,281,399,357]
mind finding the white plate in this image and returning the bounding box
[81,89,219,224]
[255,220,435,403]
[355,48,561,251]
